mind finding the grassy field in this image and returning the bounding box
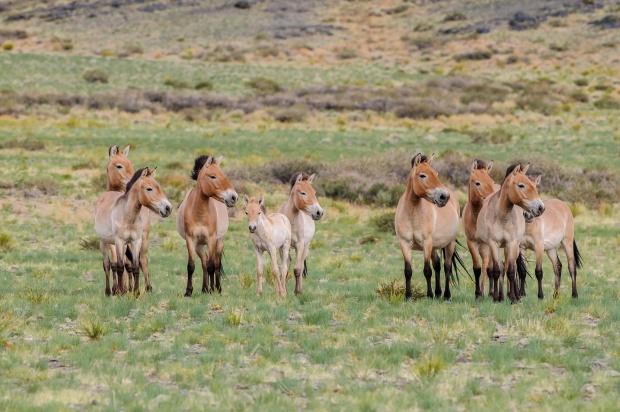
[1,0,620,410]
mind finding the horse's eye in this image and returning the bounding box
[146,187,153,192]
[245,212,248,215]
[419,174,427,179]
[210,175,217,180]
[258,212,262,215]
[116,165,122,169]
[301,192,307,196]
[518,183,525,189]
[475,181,481,187]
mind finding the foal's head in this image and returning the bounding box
[409,153,450,207]
[289,172,323,221]
[107,144,134,192]
[243,195,266,233]
[503,163,544,218]
[126,167,172,218]
[468,159,495,203]
[191,155,238,207]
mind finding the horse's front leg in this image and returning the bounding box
[468,239,482,298]
[489,242,502,302]
[423,240,434,299]
[292,241,305,295]
[255,246,265,296]
[196,244,209,294]
[562,238,578,298]
[398,240,414,300]
[101,241,112,296]
[268,245,282,296]
[279,241,291,297]
[480,243,492,298]
[443,242,456,301]
[535,242,545,300]
[505,242,520,303]
[204,236,218,294]
[431,249,442,298]
[184,237,197,297]
[140,227,152,292]
[546,248,562,298]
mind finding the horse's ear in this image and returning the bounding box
[309,173,316,184]
[428,153,435,165]
[122,144,130,157]
[109,145,119,158]
[215,156,224,166]
[148,167,157,178]
[512,164,521,175]
[295,173,304,185]
[470,160,478,172]
[141,168,150,178]
[486,160,494,173]
[522,162,530,175]
[204,156,214,168]
[259,194,265,206]
[535,174,542,186]
[411,153,422,168]
[243,194,249,205]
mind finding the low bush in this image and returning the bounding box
[1,137,45,151]
[245,77,283,95]
[83,69,109,84]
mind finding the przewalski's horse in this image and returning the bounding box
[95,167,172,295]
[177,155,238,297]
[521,198,582,299]
[106,144,155,294]
[395,153,460,300]
[477,163,545,303]
[278,172,323,295]
[243,195,292,296]
[462,159,500,298]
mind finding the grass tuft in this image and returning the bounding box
[80,321,106,341]
[226,309,243,326]
[376,279,425,302]
[0,233,15,250]
[79,236,100,251]
[22,287,49,304]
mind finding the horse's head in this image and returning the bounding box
[130,167,172,218]
[468,159,495,203]
[503,163,544,218]
[243,194,266,233]
[107,144,134,192]
[409,153,450,207]
[290,172,323,221]
[192,155,238,207]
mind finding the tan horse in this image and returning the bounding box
[106,144,155,293]
[177,155,238,297]
[477,163,545,303]
[521,198,582,299]
[95,167,172,295]
[395,153,460,300]
[243,195,292,296]
[462,159,500,298]
[278,172,323,295]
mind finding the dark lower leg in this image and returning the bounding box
[443,260,452,300]
[433,254,442,298]
[506,262,517,303]
[474,267,482,298]
[536,266,544,300]
[294,268,303,294]
[185,259,195,297]
[204,260,215,293]
[424,261,433,298]
[404,261,412,300]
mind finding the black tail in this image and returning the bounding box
[516,250,531,284]
[303,259,308,278]
[443,248,471,287]
[125,247,134,263]
[574,239,583,269]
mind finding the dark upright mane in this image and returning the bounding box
[502,164,520,185]
[289,172,312,188]
[411,154,428,167]
[191,155,212,181]
[125,168,145,193]
[474,159,488,170]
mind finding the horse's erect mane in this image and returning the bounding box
[191,155,212,181]
[411,154,428,167]
[125,168,145,193]
[502,164,520,185]
[289,172,312,189]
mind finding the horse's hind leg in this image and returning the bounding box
[130,239,142,295]
[140,229,152,292]
[213,239,224,294]
[184,237,197,297]
[398,240,415,300]
[268,246,281,296]
[489,243,502,302]
[423,240,434,299]
[468,240,482,298]
[535,242,545,300]
[562,238,578,298]
[546,248,562,298]
[254,246,264,296]
[279,243,290,297]
[443,242,456,301]
[432,249,442,298]
[101,241,112,296]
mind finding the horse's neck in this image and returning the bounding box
[118,188,142,223]
[404,180,423,209]
[107,179,123,192]
[283,196,300,220]
[193,186,215,216]
[496,186,516,221]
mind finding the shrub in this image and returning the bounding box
[2,41,13,51]
[394,100,455,119]
[83,69,109,84]
[376,279,425,302]
[79,236,100,251]
[20,178,58,196]
[195,81,213,91]
[570,90,589,103]
[336,48,357,60]
[271,105,308,123]
[80,321,105,341]
[454,50,493,61]
[594,95,620,109]
[365,183,404,207]
[1,137,45,151]
[163,77,190,89]
[268,158,323,184]
[245,77,283,94]
[0,233,15,250]
[319,178,362,203]
[444,12,467,21]
[413,22,433,32]
[120,42,143,56]
[226,309,242,326]
[371,211,395,234]
[574,78,589,87]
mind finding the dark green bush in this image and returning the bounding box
[83,69,109,84]
[371,212,395,234]
[245,77,283,94]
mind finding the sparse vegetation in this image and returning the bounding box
[83,69,109,84]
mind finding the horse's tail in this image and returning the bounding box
[303,259,308,278]
[444,247,470,287]
[574,239,583,269]
[516,249,530,285]
[125,247,134,263]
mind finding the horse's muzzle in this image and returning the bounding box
[248,224,257,233]
[527,199,545,218]
[432,189,450,207]
[159,201,172,218]
[224,190,238,208]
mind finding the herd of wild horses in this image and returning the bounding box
[94,145,582,303]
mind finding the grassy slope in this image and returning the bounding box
[1,0,620,410]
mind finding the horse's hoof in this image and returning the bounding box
[538,293,544,300]
[434,292,442,299]
[295,290,303,295]
[572,292,578,299]
[184,290,192,297]
[443,293,451,301]
[146,285,153,293]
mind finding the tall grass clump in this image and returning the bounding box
[0,233,15,250]
[80,321,106,341]
[376,279,425,302]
